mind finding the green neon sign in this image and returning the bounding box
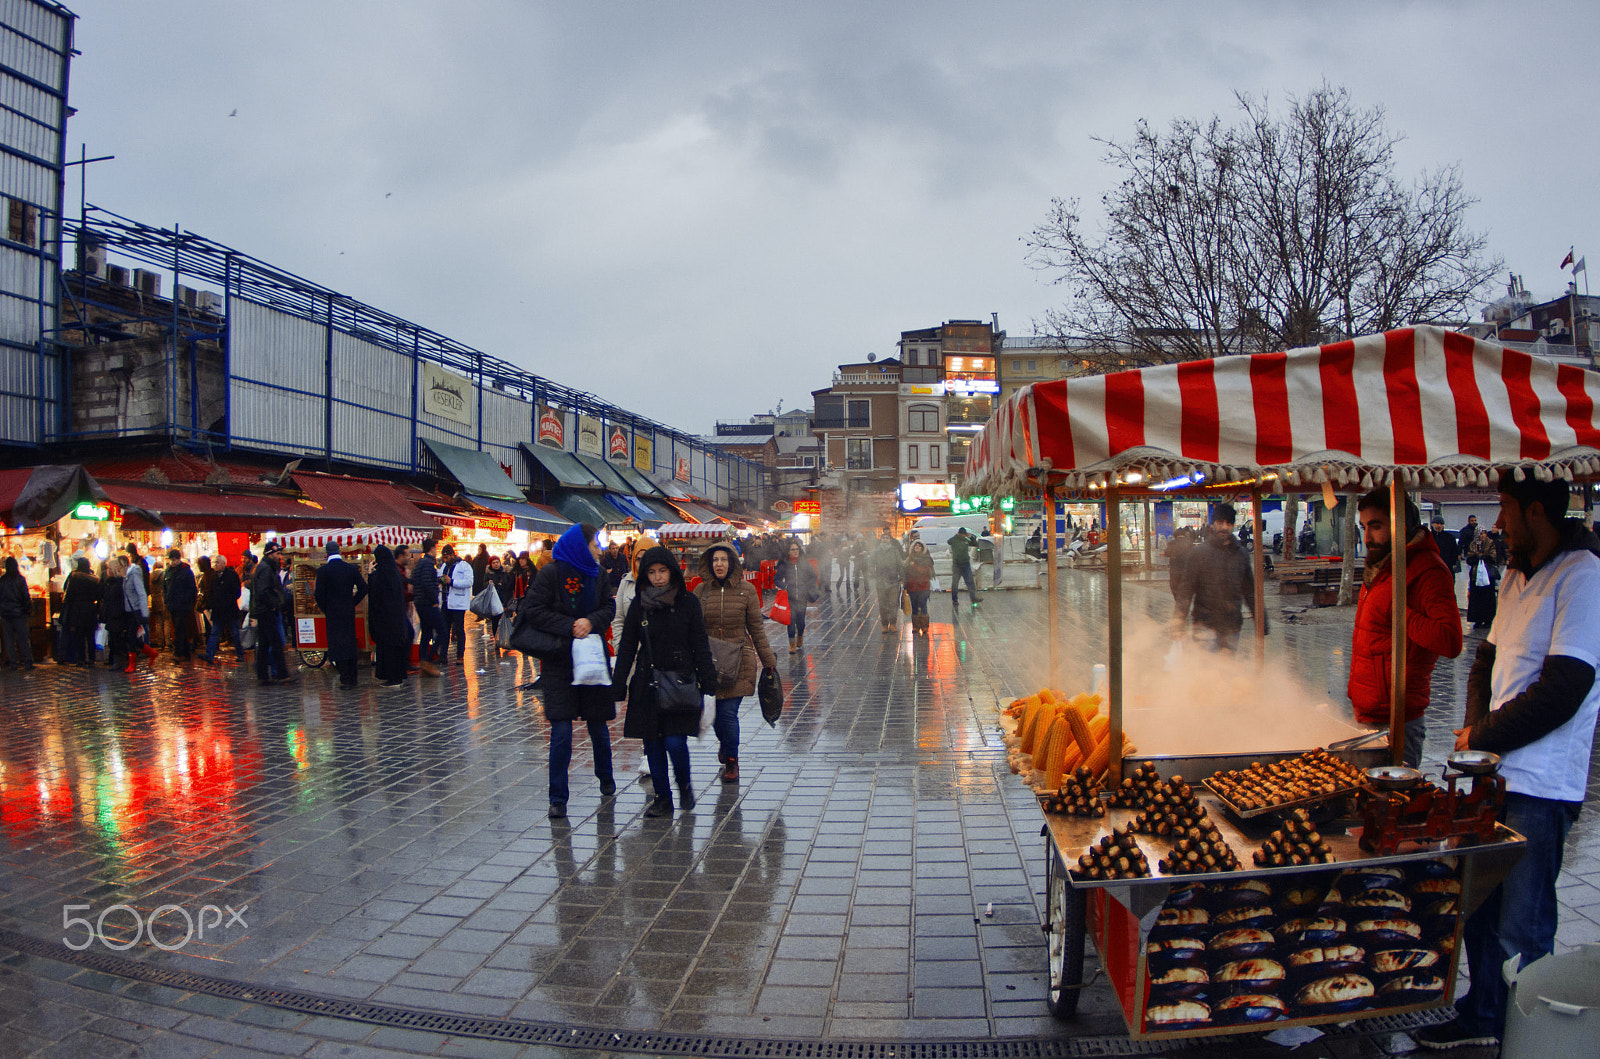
[72,502,110,521]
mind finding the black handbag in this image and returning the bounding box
[503,614,567,659]
[758,666,783,726]
[642,615,701,715]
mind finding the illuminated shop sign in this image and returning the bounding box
[898,482,956,513]
[792,500,821,515]
[72,502,111,521]
[946,378,1000,394]
[951,494,1014,515]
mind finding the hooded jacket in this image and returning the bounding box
[693,542,778,698]
[614,545,716,740]
[904,545,934,592]
[1348,528,1463,725]
[518,524,616,723]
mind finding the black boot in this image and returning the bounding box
[644,795,674,818]
[679,785,696,810]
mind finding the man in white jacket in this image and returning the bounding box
[439,544,475,664]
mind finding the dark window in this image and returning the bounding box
[847,400,870,428]
[846,438,872,469]
[7,199,36,246]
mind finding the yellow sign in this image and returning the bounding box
[634,434,653,473]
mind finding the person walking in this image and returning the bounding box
[774,539,816,655]
[194,556,215,657]
[61,557,101,666]
[1416,473,1600,1051]
[870,531,904,635]
[161,549,198,662]
[471,543,491,594]
[694,541,777,784]
[517,523,617,820]
[250,541,291,685]
[1348,486,1463,767]
[1165,527,1194,610]
[439,544,473,664]
[0,557,33,670]
[367,545,412,688]
[947,528,980,607]
[204,553,243,663]
[1176,503,1263,653]
[904,540,935,636]
[410,538,443,675]
[314,541,369,689]
[122,555,157,672]
[100,557,128,670]
[486,554,514,644]
[611,536,657,784]
[1430,515,1461,574]
[614,544,716,817]
[1464,529,1502,630]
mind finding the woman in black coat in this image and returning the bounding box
[100,558,127,669]
[613,545,716,818]
[366,545,412,687]
[62,557,100,665]
[516,523,616,819]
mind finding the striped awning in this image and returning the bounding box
[965,326,1600,495]
[656,523,732,539]
[274,526,428,551]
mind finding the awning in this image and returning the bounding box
[462,493,574,534]
[656,523,733,539]
[421,439,523,501]
[968,325,1600,495]
[573,453,634,493]
[638,497,683,523]
[0,465,123,528]
[610,461,665,497]
[669,500,730,524]
[101,482,351,533]
[291,472,434,529]
[520,442,606,490]
[648,474,698,502]
[603,493,667,526]
[553,490,626,528]
[275,526,429,551]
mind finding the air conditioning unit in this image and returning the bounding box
[133,269,161,297]
[77,239,105,277]
[176,284,199,307]
[105,264,129,287]
[195,290,224,314]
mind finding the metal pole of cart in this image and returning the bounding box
[1389,476,1410,765]
[1046,484,1059,689]
[1252,484,1266,666]
[1106,479,1124,785]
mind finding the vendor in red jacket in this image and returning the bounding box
[1348,485,1464,766]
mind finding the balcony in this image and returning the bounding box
[900,365,942,384]
[832,372,899,387]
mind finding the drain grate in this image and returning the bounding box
[0,926,1438,1057]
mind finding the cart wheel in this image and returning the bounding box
[1046,855,1087,1018]
[299,650,326,668]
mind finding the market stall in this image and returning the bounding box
[963,326,1600,1034]
[274,526,428,666]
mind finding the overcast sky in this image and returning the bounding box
[61,1,1600,436]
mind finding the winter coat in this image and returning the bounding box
[1181,531,1254,633]
[100,575,126,623]
[904,549,935,592]
[489,565,516,610]
[248,558,284,618]
[314,557,370,662]
[611,572,638,647]
[210,566,242,620]
[410,554,440,607]
[162,561,197,615]
[870,539,904,583]
[614,547,716,740]
[123,564,150,619]
[441,557,474,611]
[366,546,411,646]
[62,571,101,631]
[517,559,616,723]
[774,553,817,603]
[0,571,30,619]
[693,544,778,698]
[1348,530,1463,725]
[947,532,975,566]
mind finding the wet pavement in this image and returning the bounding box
[0,570,1594,1058]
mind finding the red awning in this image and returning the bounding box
[102,482,351,533]
[291,472,434,529]
[967,325,1600,494]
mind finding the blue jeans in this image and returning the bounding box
[908,590,930,616]
[1454,791,1578,1036]
[206,614,241,660]
[787,604,806,642]
[548,717,614,806]
[713,697,741,761]
[951,562,977,603]
[643,735,690,802]
[415,602,442,662]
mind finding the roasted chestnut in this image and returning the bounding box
[1144,1000,1211,1032]
[1214,958,1287,991]
[1377,973,1445,1003]
[1293,973,1375,1013]
[1212,993,1288,1025]
[1208,928,1276,959]
[1149,964,1209,999]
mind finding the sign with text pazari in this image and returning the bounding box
[633,434,653,473]
[536,404,564,448]
[421,362,473,428]
[576,414,603,457]
[608,425,629,461]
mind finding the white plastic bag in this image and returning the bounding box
[570,633,611,685]
[698,694,716,739]
[929,577,942,593]
[94,624,107,650]
[1475,562,1491,588]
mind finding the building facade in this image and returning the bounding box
[812,358,901,500]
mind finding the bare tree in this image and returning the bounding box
[1026,84,1500,371]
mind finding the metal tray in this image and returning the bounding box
[1202,775,1363,820]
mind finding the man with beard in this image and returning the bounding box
[1175,503,1263,652]
[1347,487,1463,767]
[1416,473,1600,1051]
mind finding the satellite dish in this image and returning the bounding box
[867,353,876,362]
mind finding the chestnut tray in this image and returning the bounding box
[1202,776,1363,820]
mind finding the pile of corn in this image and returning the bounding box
[1002,688,1136,790]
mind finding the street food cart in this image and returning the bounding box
[275,526,427,666]
[963,326,1600,1036]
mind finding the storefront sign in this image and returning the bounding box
[898,383,946,396]
[633,434,653,473]
[792,500,820,515]
[297,618,317,646]
[951,493,1014,515]
[897,482,955,513]
[946,377,1000,394]
[476,514,514,534]
[576,414,603,457]
[675,456,691,483]
[429,512,515,533]
[536,404,564,448]
[71,502,111,521]
[421,362,474,428]
[608,425,629,460]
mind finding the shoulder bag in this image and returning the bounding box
[642,614,702,716]
[708,634,744,684]
[503,613,568,659]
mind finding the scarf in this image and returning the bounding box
[641,584,677,610]
[551,524,599,614]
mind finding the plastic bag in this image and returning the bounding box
[767,589,792,625]
[240,618,257,650]
[929,577,941,593]
[901,590,910,615]
[570,633,611,685]
[1475,562,1491,588]
[469,585,503,618]
[94,624,107,650]
[758,666,783,726]
[698,694,716,739]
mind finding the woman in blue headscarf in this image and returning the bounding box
[516,523,616,819]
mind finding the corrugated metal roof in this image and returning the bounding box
[521,443,606,490]
[420,439,522,501]
[291,472,434,529]
[100,482,350,533]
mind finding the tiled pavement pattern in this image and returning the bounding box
[0,572,1593,1058]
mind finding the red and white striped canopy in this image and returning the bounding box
[274,526,429,551]
[966,326,1600,495]
[656,523,733,539]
